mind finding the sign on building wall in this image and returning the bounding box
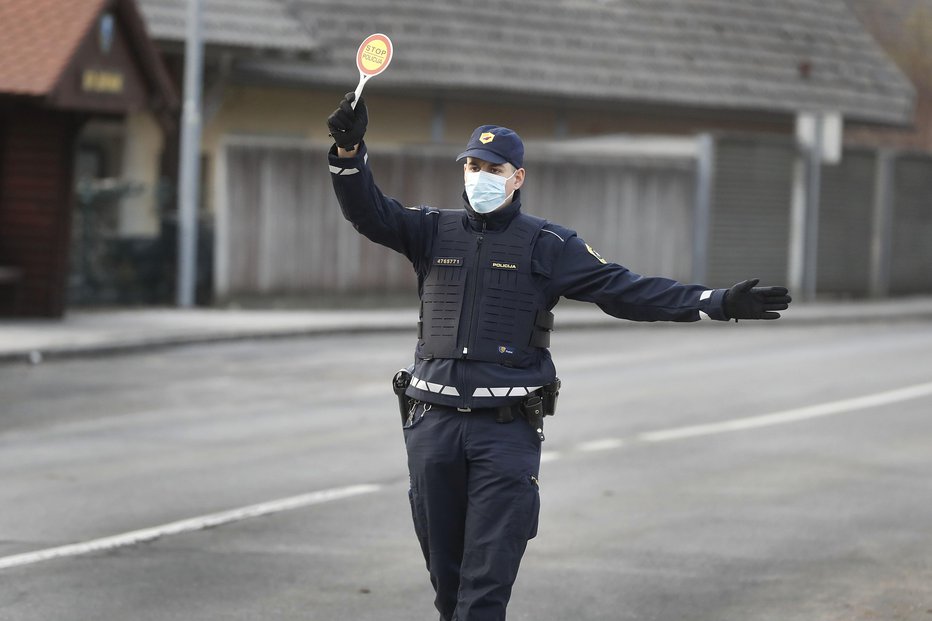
[50,12,146,112]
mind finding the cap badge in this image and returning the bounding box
[479,132,495,144]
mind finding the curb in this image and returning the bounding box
[3,305,932,365]
[0,322,415,365]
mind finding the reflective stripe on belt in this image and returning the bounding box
[411,376,460,397]
[472,386,542,398]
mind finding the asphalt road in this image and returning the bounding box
[1,320,931,621]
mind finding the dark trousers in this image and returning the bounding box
[404,402,542,621]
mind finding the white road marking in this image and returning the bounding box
[7,382,930,572]
[549,381,932,461]
[0,483,381,571]
[638,381,932,443]
[577,438,626,452]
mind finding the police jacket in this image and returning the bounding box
[330,142,730,410]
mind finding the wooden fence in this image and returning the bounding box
[214,137,697,299]
[213,135,932,301]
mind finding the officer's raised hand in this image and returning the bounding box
[327,92,368,153]
[724,278,792,320]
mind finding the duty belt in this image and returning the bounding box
[392,369,560,442]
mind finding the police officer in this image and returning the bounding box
[327,93,791,621]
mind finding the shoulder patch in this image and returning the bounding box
[585,243,607,264]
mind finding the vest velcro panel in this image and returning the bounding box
[418,214,472,358]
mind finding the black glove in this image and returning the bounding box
[724,278,792,320]
[327,92,367,150]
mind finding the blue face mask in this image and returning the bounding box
[464,169,517,214]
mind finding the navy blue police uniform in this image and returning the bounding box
[329,125,734,621]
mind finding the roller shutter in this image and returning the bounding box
[707,135,793,288]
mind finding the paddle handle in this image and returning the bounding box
[352,74,368,110]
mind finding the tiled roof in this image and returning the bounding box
[0,0,108,96]
[136,0,317,53]
[248,0,912,125]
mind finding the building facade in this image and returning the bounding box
[1,0,923,316]
[0,0,176,317]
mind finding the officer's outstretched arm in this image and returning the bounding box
[549,236,729,322]
[551,236,793,322]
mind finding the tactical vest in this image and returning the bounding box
[417,210,554,368]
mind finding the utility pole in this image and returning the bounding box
[692,133,714,285]
[790,111,839,302]
[802,112,823,302]
[176,0,204,307]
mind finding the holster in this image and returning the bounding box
[520,378,560,441]
[521,395,546,441]
[392,368,413,425]
[541,377,561,416]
